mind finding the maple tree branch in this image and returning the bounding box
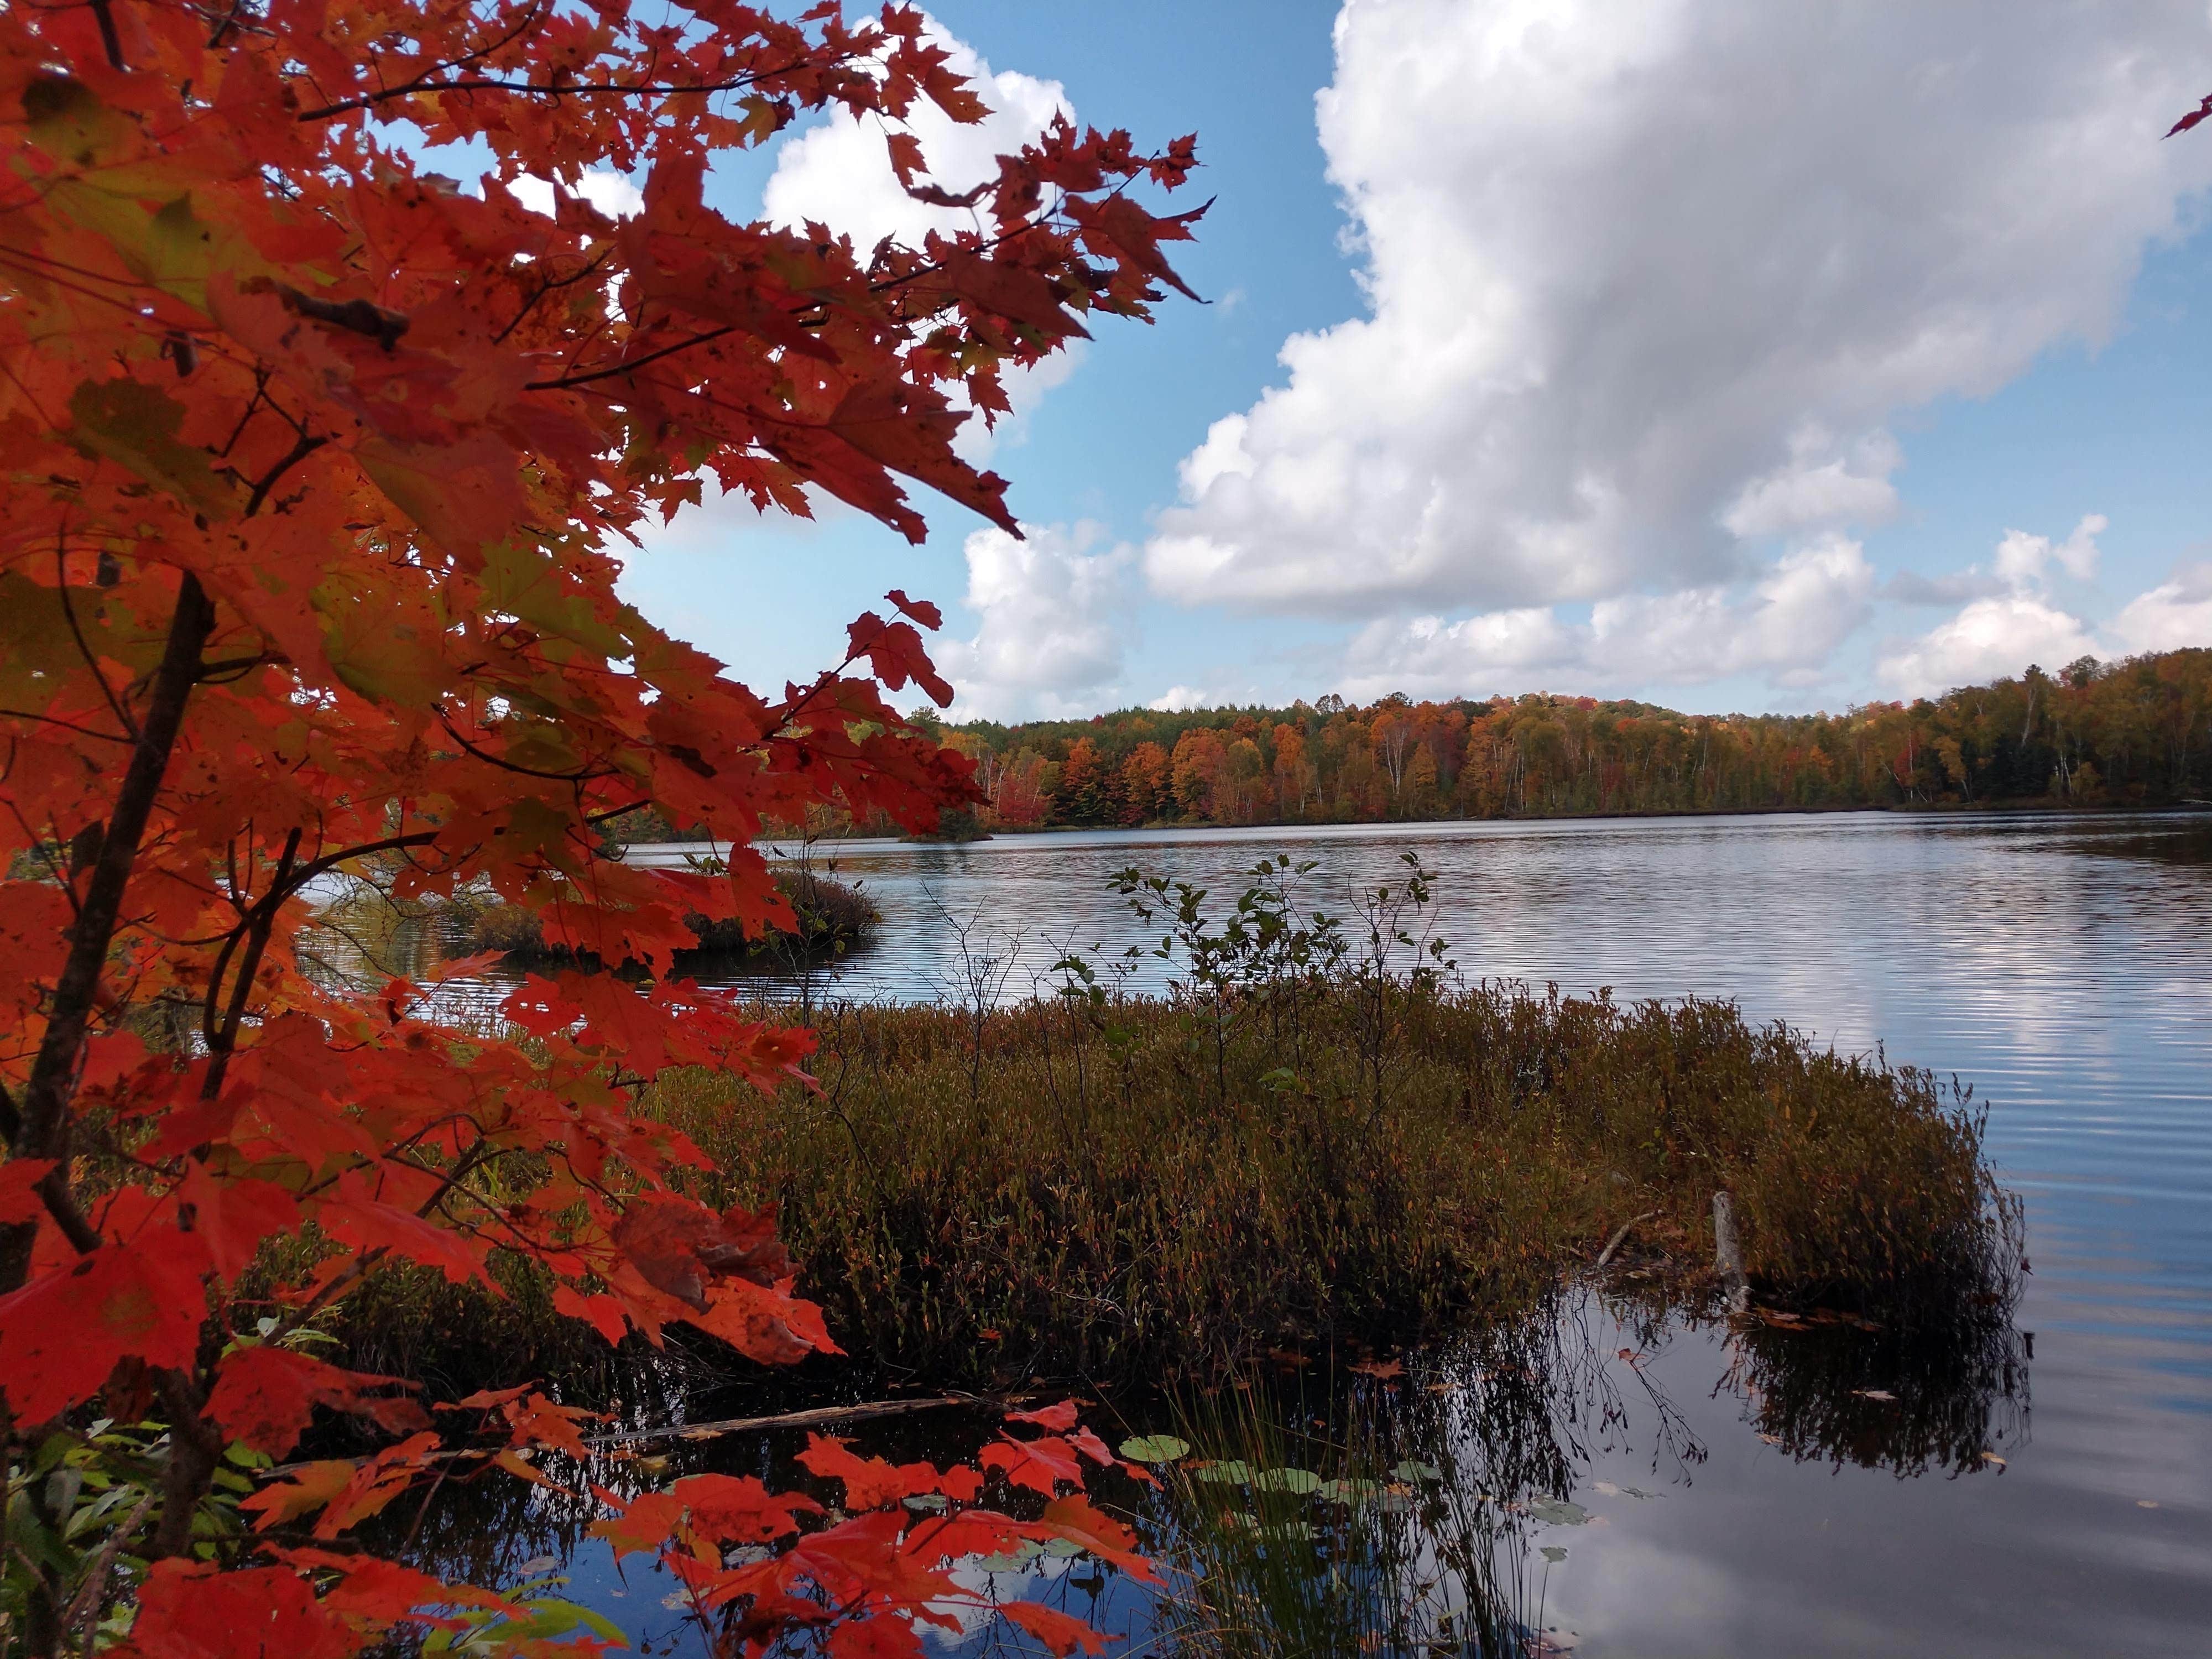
[199,826,301,1098]
[494,247,613,345]
[243,433,327,517]
[293,56,834,123]
[520,211,1070,396]
[436,707,616,781]
[39,1172,102,1256]
[0,706,133,744]
[288,828,447,887]
[56,546,139,741]
[521,323,741,392]
[196,653,271,684]
[86,0,126,71]
[0,573,213,1296]
[149,1368,225,1559]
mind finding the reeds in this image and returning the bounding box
[622,977,2017,1391]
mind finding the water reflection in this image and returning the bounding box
[382,1281,2034,1657]
[317,810,2212,1654]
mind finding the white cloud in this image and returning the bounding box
[510,170,644,219]
[1993,513,2106,588]
[762,17,1068,253]
[2108,562,2212,653]
[1876,514,2111,695]
[1721,429,1902,541]
[1144,1,2212,621]
[759,15,1077,462]
[937,523,1134,720]
[1147,685,1215,712]
[1877,594,2100,698]
[1344,536,1875,700]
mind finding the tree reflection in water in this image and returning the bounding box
[372,1272,2028,1656]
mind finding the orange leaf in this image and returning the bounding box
[1000,1600,1110,1657]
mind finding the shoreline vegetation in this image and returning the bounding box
[608,648,2212,849]
[326,860,2023,1413]
[462,869,878,964]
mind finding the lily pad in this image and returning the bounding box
[1316,1477,1386,1504]
[1194,1459,1259,1485]
[515,1556,560,1579]
[1392,1460,1446,1484]
[1541,1546,1568,1563]
[1119,1434,1192,1465]
[901,1493,948,1512]
[1043,1537,1087,1558]
[974,1540,1047,1573]
[1528,1499,1590,1526]
[1252,1467,1322,1495]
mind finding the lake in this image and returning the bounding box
[419,810,2212,1655]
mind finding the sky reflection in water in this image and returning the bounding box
[373,810,2210,1655]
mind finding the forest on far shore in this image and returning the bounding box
[873,648,2212,833]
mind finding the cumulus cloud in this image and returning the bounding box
[2107,562,2212,654]
[761,18,1068,252]
[936,523,1134,720]
[1721,430,1902,541]
[510,170,644,219]
[760,16,1076,461]
[1144,1,2212,619]
[1343,536,1876,701]
[1876,514,2109,696]
[1877,596,2101,698]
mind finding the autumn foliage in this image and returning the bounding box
[935,648,2212,832]
[0,0,1198,1650]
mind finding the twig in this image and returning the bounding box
[586,1393,984,1449]
[1593,1211,1658,1272]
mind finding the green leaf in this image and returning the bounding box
[1251,1467,1321,1496]
[1118,1434,1191,1465]
[67,378,233,516]
[1528,1498,1590,1526]
[1391,1460,1444,1484]
[1192,1458,1257,1485]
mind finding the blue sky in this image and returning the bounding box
[611,1,2212,721]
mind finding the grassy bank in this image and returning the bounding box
[329,977,2020,1396]
[465,868,877,964]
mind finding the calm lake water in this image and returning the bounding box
[410,810,2212,1655]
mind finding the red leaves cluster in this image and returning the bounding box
[579,1408,1157,1658]
[0,0,1196,1649]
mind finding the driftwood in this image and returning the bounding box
[1712,1191,1750,1314]
[1592,1211,1660,1272]
[271,1394,988,1477]
[585,1394,983,1450]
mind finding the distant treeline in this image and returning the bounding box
[915,648,2212,831]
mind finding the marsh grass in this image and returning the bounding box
[635,980,2016,1390]
[313,854,2020,1406]
[316,968,2019,1406]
